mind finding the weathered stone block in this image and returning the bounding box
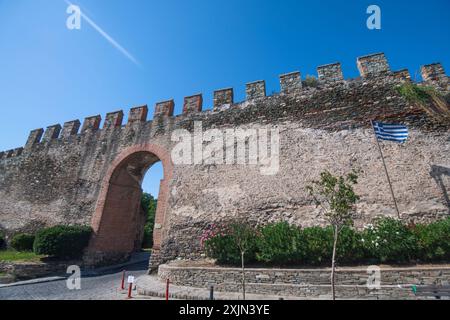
[357,53,390,77]
[280,72,302,93]
[81,115,101,133]
[104,111,124,129]
[5,150,14,158]
[421,63,446,82]
[61,120,81,138]
[213,88,234,110]
[317,63,343,82]
[12,148,23,157]
[155,100,175,117]
[183,94,203,114]
[392,69,411,81]
[43,124,62,142]
[25,128,44,149]
[421,63,449,91]
[128,105,148,124]
[246,80,266,100]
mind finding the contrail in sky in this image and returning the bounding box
[64,0,140,66]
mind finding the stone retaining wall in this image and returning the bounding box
[158,264,450,299]
[0,261,75,281]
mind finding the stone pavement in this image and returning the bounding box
[135,275,319,300]
[0,260,163,300]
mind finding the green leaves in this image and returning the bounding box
[256,222,304,264]
[33,225,92,259]
[361,218,418,263]
[306,170,360,228]
[10,234,35,252]
[141,192,157,248]
[203,222,258,265]
[396,83,435,104]
[202,218,450,266]
[414,218,450,261]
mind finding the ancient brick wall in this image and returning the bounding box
[0,53,449,267]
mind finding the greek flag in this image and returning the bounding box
[373,121,409,143]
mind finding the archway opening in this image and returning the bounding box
[88,145,173,265]
[140,162,163,250]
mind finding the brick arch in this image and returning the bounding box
[87,144,173,264]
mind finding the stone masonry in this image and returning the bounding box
[155,263,450,299]
[0,53,449,268]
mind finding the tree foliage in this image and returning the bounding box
[306,170,360,228]
[141,193,157,248]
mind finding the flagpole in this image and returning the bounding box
[370,120,401,219]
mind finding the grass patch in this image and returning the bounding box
[396,82,450,121]
[396,82,436,103]
[0,250,45,263]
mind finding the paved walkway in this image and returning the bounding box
[0,259,162,300]
[136,275,314,300]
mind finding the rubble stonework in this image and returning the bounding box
[155,263,450,299]
[0,53,449,269]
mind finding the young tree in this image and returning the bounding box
[230,221,255,300]
[306,170,360,300]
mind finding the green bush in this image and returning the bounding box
[302,226,333,265]
[335,226,365,264]
[203,222,258,265]
[204,234,242,265]
[33,225,92,259]
[361,218,418,263]
[256,222,304,265]
[414,218,450,262]
[10,234,35,252]
[203,218,450,267]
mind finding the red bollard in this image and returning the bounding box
[165,279,170,301]
[127,282,133,299]
[120,270,126,290]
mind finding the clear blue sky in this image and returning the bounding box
[0,0,449,196]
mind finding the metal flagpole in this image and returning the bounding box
[370,120,401,219]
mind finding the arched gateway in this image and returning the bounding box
[87,144,173,266]
[0,53,449,271]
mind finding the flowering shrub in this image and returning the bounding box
[202,218,450,266]
[200,223,220,249]
[361,218,418,263]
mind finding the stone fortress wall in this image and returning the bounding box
[0,53,449,266]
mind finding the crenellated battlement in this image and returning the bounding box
[1,52,448,160]
[1,52,449,268]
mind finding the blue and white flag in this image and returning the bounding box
[372,121,409,143]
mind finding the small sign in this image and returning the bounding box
[127,276,135,284]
